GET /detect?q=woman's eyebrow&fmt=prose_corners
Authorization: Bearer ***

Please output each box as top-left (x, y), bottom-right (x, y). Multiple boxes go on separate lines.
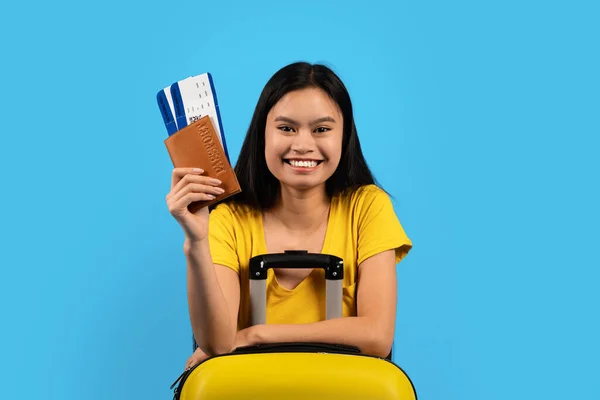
top-left (274, 116), bottom-right (337, 125)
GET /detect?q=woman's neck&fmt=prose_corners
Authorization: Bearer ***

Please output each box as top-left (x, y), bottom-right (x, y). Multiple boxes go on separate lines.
top-left (268, 184), bottom-right (330, 232)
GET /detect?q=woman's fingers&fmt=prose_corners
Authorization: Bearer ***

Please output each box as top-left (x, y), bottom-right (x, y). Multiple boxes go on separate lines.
top-left (169, 171), bottom-right (223, 199)
top-left (184, 348), bottom-right (210, 370)
top-left (170, 192), bottom-right (218, 215)
top-left (166, 167), bottom-right (225, 220)
top-left (171, 167), bottom-right (203, 189)
top-left (171, 182), bottom-right (225, 204)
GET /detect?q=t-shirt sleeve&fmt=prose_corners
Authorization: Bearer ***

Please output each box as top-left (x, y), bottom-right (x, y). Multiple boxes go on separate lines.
top-left (208, 204), bottom-right (240, 274)
top-left (356, 187), bottom-right (413, 265)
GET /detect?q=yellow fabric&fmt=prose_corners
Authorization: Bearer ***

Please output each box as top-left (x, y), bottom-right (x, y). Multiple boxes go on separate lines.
top-left (208, 184), bottom-right (413, 330)
top-left (180, 352), bottom-right (417, 400)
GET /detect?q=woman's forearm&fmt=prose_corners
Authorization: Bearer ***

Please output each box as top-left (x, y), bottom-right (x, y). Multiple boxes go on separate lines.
top-left (254, 316), bottom-right (394, 358)
top-left (184, 238), bottom-right (235, 356)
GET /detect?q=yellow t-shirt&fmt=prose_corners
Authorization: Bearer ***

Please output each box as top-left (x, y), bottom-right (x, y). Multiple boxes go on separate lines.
top-left (208, 184), bottom-right (413, 330)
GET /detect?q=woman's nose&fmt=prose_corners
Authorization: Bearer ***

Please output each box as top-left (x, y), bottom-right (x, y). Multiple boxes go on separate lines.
top-left (290, 129), bottom-right (315, 153)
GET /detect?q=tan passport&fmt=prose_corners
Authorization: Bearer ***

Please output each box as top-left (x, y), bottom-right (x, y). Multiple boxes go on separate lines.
top-left (164, 115), bottom-right (241, 212)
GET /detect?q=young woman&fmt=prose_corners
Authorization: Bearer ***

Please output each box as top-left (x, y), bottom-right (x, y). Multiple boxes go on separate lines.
top-left (166, 62), bottom-right (413, 369)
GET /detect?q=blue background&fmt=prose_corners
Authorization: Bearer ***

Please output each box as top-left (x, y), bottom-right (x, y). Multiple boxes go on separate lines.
top-left (1, 0), bottom-right (598, 399)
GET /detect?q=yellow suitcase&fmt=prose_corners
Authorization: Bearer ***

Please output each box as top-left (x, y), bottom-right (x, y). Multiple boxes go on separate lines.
top-left (170, 251), bottom-right (418, 400)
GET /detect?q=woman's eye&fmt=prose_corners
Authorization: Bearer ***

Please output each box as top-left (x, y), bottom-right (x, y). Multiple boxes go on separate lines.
top-left (315, 127), bottom-right (330, 133)
top-left (278, 126), bottom-right (294, 132)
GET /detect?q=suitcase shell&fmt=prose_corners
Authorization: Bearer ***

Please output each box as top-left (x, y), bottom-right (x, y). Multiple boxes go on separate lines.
top-left (172, 251), bottom-right (418, 399)
top-left (175, 349), bottom-right (417, 400)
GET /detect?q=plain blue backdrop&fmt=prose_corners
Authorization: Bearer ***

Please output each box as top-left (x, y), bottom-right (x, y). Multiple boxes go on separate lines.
top-left (1, 0), bottom-right (598, 399)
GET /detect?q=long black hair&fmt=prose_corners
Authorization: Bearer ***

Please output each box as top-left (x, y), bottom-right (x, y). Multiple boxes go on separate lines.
top-left (224, 62), bottom-right (380, 211)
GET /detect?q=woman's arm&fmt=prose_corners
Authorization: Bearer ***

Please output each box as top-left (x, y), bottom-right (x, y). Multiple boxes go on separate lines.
top-left (185, 238), bottom-right (240, 356)
top-left (247, 249), bottom-right (397, 358)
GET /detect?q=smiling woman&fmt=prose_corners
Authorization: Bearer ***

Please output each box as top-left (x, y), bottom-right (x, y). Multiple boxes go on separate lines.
top-left (165, 62), bottom-right (413, 366)
top-left (265, 87), bottom-right (343, 187)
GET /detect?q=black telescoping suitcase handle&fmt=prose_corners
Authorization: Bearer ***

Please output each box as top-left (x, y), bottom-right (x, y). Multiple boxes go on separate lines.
top-left (249, 250), bottom-right (344, 279)
top-left (248, 250), bottom-right (344, 325)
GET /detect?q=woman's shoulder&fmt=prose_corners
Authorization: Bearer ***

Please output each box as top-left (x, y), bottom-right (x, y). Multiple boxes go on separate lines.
top-left (210, 199), bottom-right (260, 222)
top-left (351, 184), bottom-right (388, 197)
top-left (336, 184), bottom-right (392, 209)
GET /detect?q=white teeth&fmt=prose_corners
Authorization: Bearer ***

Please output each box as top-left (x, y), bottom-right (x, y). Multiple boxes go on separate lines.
top-left (289, 160), bottom-right (318, 168)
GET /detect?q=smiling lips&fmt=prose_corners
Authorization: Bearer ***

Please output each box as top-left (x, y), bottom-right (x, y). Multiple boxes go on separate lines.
top-left (284, 159), bottom-right (323, 169)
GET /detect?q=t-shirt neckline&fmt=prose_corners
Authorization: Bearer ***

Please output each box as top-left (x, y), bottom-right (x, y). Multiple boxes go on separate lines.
top-left (257, 197), bottom-right (335, 293)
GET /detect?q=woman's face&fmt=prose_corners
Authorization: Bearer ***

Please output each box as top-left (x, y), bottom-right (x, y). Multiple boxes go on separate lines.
top-left (264, 87), bottom-right (343, 192)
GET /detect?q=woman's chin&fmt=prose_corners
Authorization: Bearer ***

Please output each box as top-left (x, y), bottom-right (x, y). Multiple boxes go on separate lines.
top-left (279, 178), bottom-right (327, 192)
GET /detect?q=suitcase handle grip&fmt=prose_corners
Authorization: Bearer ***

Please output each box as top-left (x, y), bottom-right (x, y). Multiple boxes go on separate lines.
top-left (249, 250), bottom-right (344, 280)
top-left (248, 251), bottom-right (344, 326)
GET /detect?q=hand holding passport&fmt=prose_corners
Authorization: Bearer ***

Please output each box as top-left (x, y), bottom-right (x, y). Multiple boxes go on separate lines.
top-left (158, 73), bottom-right (241, 213)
